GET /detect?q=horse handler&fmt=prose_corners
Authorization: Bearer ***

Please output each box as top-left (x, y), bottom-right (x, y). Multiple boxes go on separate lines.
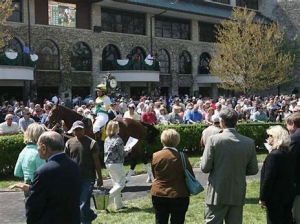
top-left (93, 84), bottom-right (111, 134)
top-left (65, 121), bottom-right (103, 224)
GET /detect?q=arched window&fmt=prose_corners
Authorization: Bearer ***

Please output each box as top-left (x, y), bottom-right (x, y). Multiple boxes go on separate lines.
top-left (71, 42), bottom-right (92, 71)
top-left (179, 50), bottom-right (191, 74)
top-left (199, 52), bottom-right (211, 74)
top-left (1, 37), bottom-right (22, 53)
top-left (129, 46), bottom-right (146, 60)
top-left (102, 44), bottom-right (121, 71)
top-left (1, 38), bottom-right (23, 66)
top-left (157, 49), bottom-right (170, 73)
top-left (36, 39), bottom-right (59, 70)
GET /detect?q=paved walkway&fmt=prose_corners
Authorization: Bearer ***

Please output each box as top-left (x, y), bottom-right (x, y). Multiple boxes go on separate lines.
top-left (0, 167), bottom-right (261, 224)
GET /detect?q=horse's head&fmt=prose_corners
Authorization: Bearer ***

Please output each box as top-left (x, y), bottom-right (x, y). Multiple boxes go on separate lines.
top-left (141, 121), bottom-right (160, 144)
top-left (48, 104), bottom-right (62, 125)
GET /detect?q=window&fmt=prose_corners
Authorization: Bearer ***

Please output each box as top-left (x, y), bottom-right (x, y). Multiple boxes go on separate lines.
top-left (36, 40), bottom-right (59, 70)
top-left (130, 47), bottom-right (146, 60)
top-left (101, 8), bottom-right (145, 35)
top-left (212, 0), bottom-right (230, 4)
top-left (7, 0), bottom-right (22, 22)
top-left (236, 0), bottom-right (258, 10)
top-left (179, 51), bottom-right (192, 74)
top-left (199, 52), bottom-right (211, 74)
top-left (71, 42), bottom-right (92, 71)
top-left (102, 44), bottom-right (121, 71)
top-left (157, 49), bottom-right (170, 73)
top-left (155, 17), bottom-right (190, 40)
top-left (1, 38), bottom-right (22, 53)
top-left (199, 22), bottom-right (217, 43)
top-left (48, 1), bottom-right (76, 28)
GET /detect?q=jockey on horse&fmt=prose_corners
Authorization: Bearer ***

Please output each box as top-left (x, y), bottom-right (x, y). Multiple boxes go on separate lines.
top-left (93, 83), bottom-right (111, 135)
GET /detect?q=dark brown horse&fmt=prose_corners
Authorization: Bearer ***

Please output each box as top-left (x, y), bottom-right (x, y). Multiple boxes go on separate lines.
top-left (48, 104), bottom-right (160, 182)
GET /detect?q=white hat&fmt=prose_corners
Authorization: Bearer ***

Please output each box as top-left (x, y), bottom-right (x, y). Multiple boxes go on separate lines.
top-left (212, 115), bottom-right (220, 123)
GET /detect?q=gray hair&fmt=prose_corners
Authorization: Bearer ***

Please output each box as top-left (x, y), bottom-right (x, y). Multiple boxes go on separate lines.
top-left (219, 108), bottom-right (238, 128)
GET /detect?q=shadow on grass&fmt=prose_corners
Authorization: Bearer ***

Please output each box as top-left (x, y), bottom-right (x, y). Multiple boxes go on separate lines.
top-left (122, 185), bottom-right (151, 193)
top-left (245, 197), bottom-right (259, 205)
top-left (108, 206), bottom-right (154, 214)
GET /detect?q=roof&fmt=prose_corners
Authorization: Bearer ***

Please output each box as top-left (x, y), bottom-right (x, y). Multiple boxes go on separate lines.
top-left (112, 0), bottom-right (272, 22)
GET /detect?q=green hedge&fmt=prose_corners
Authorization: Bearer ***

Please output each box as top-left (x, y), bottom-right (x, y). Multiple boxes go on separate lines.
top-left (142, 122), bottom-right (283, 155)
top-left (0, 134), bottom-right (25, 177)
top-left (0, 123), bottom-right (282, 176)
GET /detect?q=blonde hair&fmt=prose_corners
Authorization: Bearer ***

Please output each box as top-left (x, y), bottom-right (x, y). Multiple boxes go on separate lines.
top-left (106, 120), bottom-right (119, 137)
top-left (266, 125), bottom-right (291, 152)
top-left (24, 123), bottom-right (45, 144)
top-left (161, 129), bottom-right (180, 147)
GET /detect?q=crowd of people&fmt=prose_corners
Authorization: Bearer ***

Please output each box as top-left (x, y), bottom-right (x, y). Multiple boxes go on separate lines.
top-left (2, 90), bottom-right (300, 223)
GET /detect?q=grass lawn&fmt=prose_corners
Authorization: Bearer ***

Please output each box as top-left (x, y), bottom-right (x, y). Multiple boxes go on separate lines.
top-left (93, 179), bottom-right (266, 224)
top-left (0, 153), bottom-right (267, 189)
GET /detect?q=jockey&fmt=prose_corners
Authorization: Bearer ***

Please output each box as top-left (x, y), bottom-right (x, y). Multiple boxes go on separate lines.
top-left (93, 83), bottom-right (111, 134)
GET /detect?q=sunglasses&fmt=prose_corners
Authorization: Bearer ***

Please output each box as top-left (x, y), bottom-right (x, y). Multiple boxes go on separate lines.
top-left (24, 113), bottom-right (30, 115)
top-left (267, 134), bottom-right (273, 138)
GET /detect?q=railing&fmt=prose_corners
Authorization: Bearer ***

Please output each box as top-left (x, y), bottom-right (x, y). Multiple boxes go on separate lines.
top-left (101, 59), bottom-right (160, 71)
top-left (0, 52), bottom-right (38, 67)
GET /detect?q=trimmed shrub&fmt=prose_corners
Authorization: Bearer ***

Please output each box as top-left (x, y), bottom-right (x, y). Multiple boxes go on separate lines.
top-left (0, 134), bottom-right (25, 177)
top-left (0, 123), bottom-right (282, 176)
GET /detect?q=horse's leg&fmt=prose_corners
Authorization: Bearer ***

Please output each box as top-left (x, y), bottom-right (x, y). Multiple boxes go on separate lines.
top-left (141, 152), bottom-right (152, 183)
top-left (125, 156), bottom-right (137, 183)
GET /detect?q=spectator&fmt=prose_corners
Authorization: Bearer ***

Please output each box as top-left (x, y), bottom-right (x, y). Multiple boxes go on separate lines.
top-left (157, 106), bottom-right (169, 125)
top-left (253, 106), bottom-right (268, 122)
top-left (19, 109), bottom-right (35, 133)
top-left (6, 107), bottom-right (20, 123)
top-left (168, 105), bottom-right (184, 124)
top-left (14, 123), bottom-right (46, 199)
top-left (201, 108), bottom-right (259, 223)
top-left (185, 104), bottom-right (202, 124)
top-left (10, 131), bottom-right (81, 224)
top-left (141, 105), bottom-right (157, 125)
top-left (104, 120), bottom-right (131, 210)
top-left (150, 129), bottom-right (194, 224)
top-left (108, 102), bottom-right (119, 121)
top-left (259, 125), bottom-right (296, 223)
top-left (200, 115), bottom-right (222, 148)
top-left (0, 114), bottom-right (20, 135)
top-left (65, 121), bottom-right (103, 223)
top-left (285, 113), bottom-right (300, 223)
top-left (123, 104), bottom-right (140, 120)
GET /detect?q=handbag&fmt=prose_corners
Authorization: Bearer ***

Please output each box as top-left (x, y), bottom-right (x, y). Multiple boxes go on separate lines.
top-left (180, 152), bottom-right (204, 195)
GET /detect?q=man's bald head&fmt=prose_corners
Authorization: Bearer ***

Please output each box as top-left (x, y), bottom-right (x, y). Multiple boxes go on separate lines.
top-left (37, 131), bottom-right (64, 160)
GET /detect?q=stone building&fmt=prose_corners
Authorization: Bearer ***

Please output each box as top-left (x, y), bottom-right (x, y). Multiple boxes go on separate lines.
top-left (0, 0), bottom-right (299, 103)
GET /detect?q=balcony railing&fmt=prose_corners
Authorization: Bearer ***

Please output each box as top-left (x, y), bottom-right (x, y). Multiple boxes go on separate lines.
top-left (0, 52), bottom-right (38, 67)
top-left (101, 59), bottom-right (160, 71)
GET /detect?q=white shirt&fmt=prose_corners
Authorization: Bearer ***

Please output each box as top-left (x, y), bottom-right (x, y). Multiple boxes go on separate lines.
top-left (0, 121), bottom-right (20, 135)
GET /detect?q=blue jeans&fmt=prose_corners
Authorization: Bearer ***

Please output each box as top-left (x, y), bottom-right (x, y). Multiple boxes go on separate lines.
top-left (80, 180), bottom-right (96, 224)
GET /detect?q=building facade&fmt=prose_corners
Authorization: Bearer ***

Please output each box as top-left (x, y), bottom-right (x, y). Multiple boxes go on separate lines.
top-left (1, 0), bottom-right (299, 103)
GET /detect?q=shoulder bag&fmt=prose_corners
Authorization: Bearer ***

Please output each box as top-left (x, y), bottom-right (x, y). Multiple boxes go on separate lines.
top-left (180, 152), bottom-right (204, 195)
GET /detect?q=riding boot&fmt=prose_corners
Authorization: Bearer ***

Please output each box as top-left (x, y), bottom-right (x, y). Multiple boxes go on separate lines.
top-left (125, 169), bottom-right (134, 183)
top-left (145, 164), bottom-right (152, 183)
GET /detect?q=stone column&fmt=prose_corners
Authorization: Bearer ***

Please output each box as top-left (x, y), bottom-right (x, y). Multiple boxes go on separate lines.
top-left (91, 4), bottom-right (101, 29)
top-left (190, 19), bottom-right (198, 42)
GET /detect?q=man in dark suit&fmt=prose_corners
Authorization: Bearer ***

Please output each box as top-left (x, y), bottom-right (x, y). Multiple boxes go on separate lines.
top-left (108, 102), bottom-right (120, 120)
top-left (285, 112), bottom-right (300, 223)
top-left (11, 131), bottom-right (81, 224)
top-left (201, 108), bottom-right (259, 224)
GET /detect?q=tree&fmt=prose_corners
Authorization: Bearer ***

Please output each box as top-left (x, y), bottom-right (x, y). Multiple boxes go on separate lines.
top-left (0, 0), bottom-right (15, 49)
top-left (210, 7), bottom-right (295, 96)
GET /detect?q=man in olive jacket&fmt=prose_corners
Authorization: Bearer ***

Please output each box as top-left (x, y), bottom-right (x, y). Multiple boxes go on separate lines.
top-left (201, 108), bottom-right (259, 224)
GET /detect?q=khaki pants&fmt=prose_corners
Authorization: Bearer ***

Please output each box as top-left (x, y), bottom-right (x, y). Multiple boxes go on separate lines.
top-left (205, 204), bottom-right (243, 224)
